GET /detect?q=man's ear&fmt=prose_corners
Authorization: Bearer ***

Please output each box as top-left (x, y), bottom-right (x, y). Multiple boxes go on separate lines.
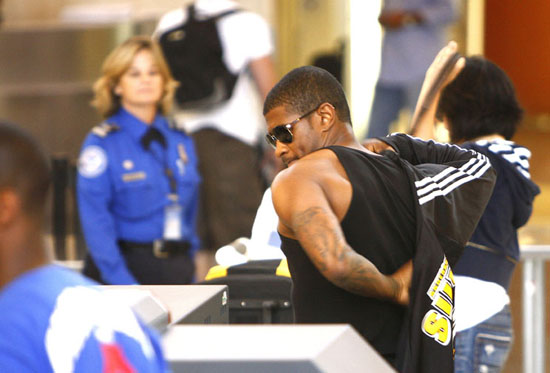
top-left (318, 103), bottom-right (336, 132)
top-left (0, 189), bottom-right (20, 227)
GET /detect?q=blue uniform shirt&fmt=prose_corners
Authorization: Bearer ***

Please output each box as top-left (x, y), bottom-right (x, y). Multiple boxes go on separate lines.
top-left (0, 265), bottom-right (168, 372)
top-left (77, 108), bottom-right (201, 284)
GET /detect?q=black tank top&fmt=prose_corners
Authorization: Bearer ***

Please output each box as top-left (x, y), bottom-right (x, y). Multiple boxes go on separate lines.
top-left (280, 146), bottom-right (416, 359)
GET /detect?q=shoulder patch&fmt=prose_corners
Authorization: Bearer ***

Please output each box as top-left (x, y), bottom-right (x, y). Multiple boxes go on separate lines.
top-left (91, 122), bottom-right (120, 138)
top-left (78, 145), bottom-right (108, 178)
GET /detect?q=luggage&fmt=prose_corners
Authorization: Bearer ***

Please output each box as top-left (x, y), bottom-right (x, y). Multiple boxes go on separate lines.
top-left (158, 4), bottom-right (239, 109)
top-left (200, 259), bottom-right (294, 324)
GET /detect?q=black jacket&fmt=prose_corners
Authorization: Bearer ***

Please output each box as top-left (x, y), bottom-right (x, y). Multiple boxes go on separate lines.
top-left (380, 134), bottom-right (497, 373)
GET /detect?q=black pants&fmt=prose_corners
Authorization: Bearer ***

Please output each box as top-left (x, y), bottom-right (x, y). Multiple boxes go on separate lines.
top-left (83, 249), bottom-right (195, 285)
top-left (192, 128), bottom-right (265, 251)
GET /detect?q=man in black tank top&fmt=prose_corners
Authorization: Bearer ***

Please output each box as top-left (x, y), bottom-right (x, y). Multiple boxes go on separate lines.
top-left (263, 65), bottom-right (495, 372)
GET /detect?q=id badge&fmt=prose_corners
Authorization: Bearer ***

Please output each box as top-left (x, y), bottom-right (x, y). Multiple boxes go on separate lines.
top-left (163, 195), bottom-right (182, 240)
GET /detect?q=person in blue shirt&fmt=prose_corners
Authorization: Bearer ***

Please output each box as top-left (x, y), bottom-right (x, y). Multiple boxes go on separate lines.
top-left (410, 42), bottom-right (540, 373)
top-left (0, 121), bottom-right (168, 372)
top-left (366, 0), bottom-right (456, 138)
top-left (77, 36), bottom-right (201, 285)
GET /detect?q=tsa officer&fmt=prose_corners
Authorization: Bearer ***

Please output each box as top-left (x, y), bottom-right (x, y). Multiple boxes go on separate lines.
top-left (77, 36), bottom-right (201, 285)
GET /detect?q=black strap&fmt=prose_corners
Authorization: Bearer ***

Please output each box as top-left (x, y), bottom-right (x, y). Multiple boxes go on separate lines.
top-left (466, 241), bottom-right (518, 265)
top-left (140, 127), bottom-right (177, 194)
top-left (186, 3), bottom-right (239, 22)
top-left (187, 3), bottom-right (197, 22)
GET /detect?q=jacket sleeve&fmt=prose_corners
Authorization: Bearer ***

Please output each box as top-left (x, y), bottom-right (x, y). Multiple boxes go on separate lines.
top-left (380, 133), bottom-right (497, 265)
top-left (77, 136), bottom-right (138, 285)
top-left (379, 133), bottom-right (480, 167)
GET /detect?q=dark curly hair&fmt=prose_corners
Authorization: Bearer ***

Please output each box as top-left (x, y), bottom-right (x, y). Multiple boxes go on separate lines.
top-left (263, 65), bottom-right (352, 125)
top-left (437, 56), bottom-right (523, 143)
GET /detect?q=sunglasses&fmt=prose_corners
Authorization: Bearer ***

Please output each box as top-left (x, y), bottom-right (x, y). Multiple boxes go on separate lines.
top-left (265, 106), bottom-right (320, 148)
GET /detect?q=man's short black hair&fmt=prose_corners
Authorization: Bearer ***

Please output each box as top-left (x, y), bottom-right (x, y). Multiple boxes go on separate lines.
top-left (0, 121), bottom-right (51, 215)
top-left (263, 65), bottom-right (352, 125)
top-left (437, 56), bottom-right (523, 143)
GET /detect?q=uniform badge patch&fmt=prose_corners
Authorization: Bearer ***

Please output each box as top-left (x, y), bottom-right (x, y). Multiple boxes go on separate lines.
top-left (78, 145), bottom-right (107, 178)
top-left (122, 172), bottom-right (146, 182)
top-left (122, 160), bottom-right (134, 170)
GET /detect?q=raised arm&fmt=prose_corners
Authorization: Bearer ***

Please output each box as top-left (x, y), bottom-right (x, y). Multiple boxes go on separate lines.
top-left (410, 41), bottom-right (465, 139)
top-left (249, 55), bottom-right (276, 100)
top-left (271, 160), bottom-right (408, 304)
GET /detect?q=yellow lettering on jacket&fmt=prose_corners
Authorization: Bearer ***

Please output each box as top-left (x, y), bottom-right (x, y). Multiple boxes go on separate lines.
top-left (422, 256), bottom-right (455, 346)
top-left (422, 310), bottom-right (451, 346)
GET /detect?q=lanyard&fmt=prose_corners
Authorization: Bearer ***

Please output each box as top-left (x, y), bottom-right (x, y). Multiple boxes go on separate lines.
top-left (164, 167), bottom-right (177, 195)
top-left (141, 127), bottom-right (178, 196)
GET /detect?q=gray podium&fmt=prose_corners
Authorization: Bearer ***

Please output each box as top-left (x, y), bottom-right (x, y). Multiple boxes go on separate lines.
top-left (99, 285), bottom-right (229, 333)
top-left (161, 324), bottom-right (396, 372)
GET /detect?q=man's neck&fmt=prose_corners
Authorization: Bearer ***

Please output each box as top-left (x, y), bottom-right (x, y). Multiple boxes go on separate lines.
top-left (0, 228), bottom-right (49, 290)
top-left (0, 255), bottom-right (48, 290)
top-left (330, 123), bottom-right (362, 149)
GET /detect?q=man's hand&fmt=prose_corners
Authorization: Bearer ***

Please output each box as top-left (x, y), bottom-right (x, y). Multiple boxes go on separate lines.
top-left (378, 10), bottom-right (422, 30)
top-left (390, 260), bottom-right (412, 306)
top-left (362, 138), bottom-right (396, 154)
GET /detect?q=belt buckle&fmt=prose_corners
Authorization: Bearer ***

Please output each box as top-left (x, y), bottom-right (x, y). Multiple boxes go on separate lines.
top-left (153, 240), bottom-right (169, 259)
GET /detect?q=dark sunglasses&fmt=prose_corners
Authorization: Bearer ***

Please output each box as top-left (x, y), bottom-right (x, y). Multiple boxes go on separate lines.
top-left (265, 106), bottom-right (320, 148)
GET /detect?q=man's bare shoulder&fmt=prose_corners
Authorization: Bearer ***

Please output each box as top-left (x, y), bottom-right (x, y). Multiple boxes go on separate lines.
top-left (271, 149), bottom-right (341, 235)
top-left (286, 148), bottom-right (339, 175)
top-left (271, 148), bottom-right (338, 198)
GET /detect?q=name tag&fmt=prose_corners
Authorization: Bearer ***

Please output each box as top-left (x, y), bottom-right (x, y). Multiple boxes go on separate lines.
top-left (164, 198), bottom-right (182, 240)
top-left (122, 171), bottom-right (146, 182)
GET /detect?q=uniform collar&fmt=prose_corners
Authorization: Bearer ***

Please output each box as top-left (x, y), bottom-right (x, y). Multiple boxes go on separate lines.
top-left (110, 107), bottom-right (168, 142)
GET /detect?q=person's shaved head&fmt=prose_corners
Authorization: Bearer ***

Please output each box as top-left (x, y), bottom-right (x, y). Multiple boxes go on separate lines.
top-left (264, 65), bottom-right (352, 125)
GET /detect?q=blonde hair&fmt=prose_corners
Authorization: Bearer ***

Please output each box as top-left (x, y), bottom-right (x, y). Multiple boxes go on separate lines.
top-left (91, 35), bottom-right (178, 118)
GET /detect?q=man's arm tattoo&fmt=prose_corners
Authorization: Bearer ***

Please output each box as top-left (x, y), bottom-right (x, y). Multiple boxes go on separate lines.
top-left (293, 206), bottom-right (341, 273)
top-left (292, 206), bottom-right (400, 300)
